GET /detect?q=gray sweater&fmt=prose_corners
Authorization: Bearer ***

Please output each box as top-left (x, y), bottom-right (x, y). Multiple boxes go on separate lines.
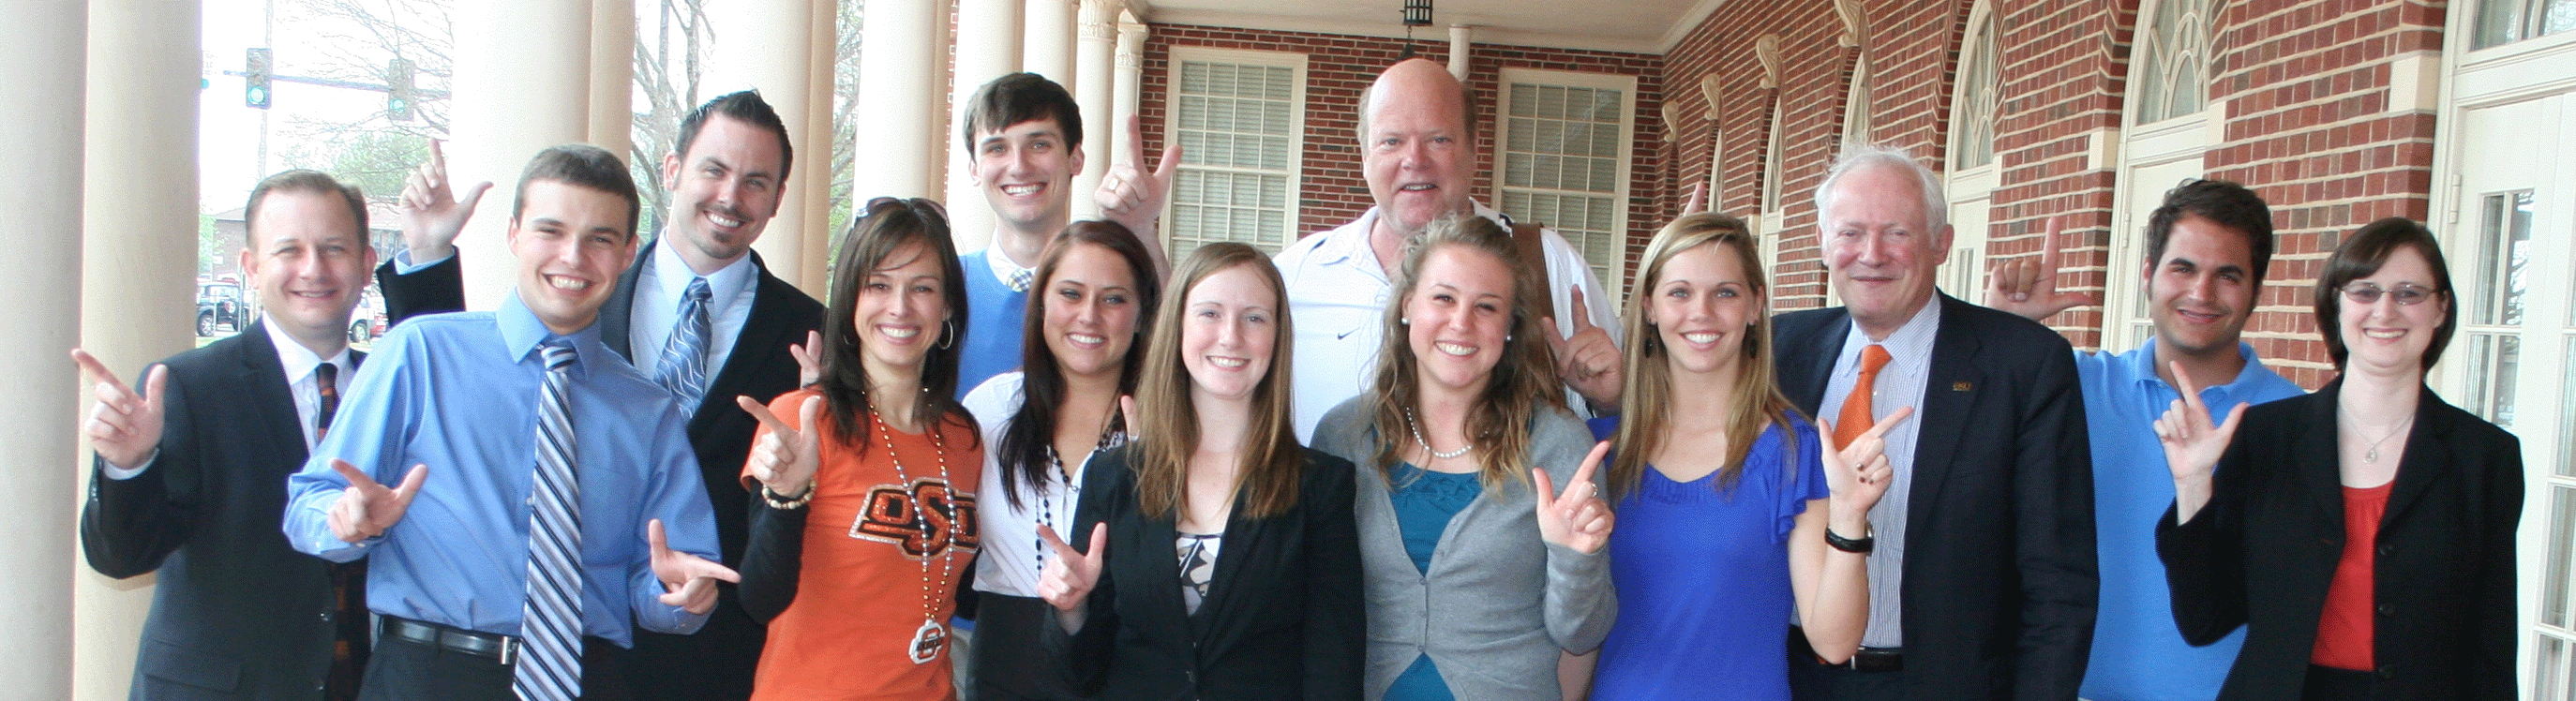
top-left (1310, 395), bottom-right (1617, 701)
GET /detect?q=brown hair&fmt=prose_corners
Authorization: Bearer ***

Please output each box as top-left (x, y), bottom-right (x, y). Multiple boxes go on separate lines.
top-left (1365, 215), bottom-right (1561, 488)
top-left (2314, 216), bottom-right (2458, 370)
top-left (817, 197), bottom-right (979, 451)
top-left (1609, 213), bottom-right (1804, 496)
top-left (994, 220), bottom-right (1164, 509)
top-left (1129, 243), bottom-right (1303, 520)
top-left (244, 170), bottom-right (367, 250)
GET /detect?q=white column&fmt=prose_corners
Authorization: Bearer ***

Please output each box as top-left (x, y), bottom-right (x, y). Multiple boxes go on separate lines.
top-left (75, 1), bottom-right (197, 697)
top-left (0, 1), bottom-right (82, 697)
top-left (450, 0), bottom-right (594, 307)
top-left (946, 0), bottom-right (1023, 254)
top-left (1111, 16), bottom-right (1148, 180)
top-left (703, 0), bottom-right (818, 291)
top-left (853, 0), bottom-right (946, 214)
top-left (1447, 25), bottom-right (1473, 81)
top-left (589, 0), bottom-right (635, 159)
top-left (800, 0), bottom-right (836, 294)
top-left (1024, 0), bottom-right (1077, 86)
top-left (1071, 0), bottom-right (1116, 220)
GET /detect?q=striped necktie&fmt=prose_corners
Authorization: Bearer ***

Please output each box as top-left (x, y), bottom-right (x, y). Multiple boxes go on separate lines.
top-left (517, 340), bottom-right (585, 701)
top-left (652, 277), bottom-right (713, 412)
top-left (316, 362), bottom-right (369, 701)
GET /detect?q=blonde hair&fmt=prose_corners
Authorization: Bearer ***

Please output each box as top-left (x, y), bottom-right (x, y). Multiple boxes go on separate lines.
top-left (1365, 215), bottom-right (1561, 488)
top-left (1129, 243), bottom-right (1305, 520)
top-left (1609, 213), bottom-right (1803, 496)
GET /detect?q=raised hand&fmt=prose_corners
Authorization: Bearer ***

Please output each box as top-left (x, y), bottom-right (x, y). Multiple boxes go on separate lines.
top-left (326, 458), bottom-right (428, 544)
top-left (1543, 287), bottom-right (1624, 409)
top-left (1034, 522), bottom-right (1107, 612)
top-left (397, 140), bottom-right (494, 263)
top-left (649, 518), bottom-right (741, 615)
top-left (1681, 179), bottom-right (1709, 216)
top-left (1532, 441), bottom-right (1615, 555)
top-left (2152, 360), bottom-right (2245, 523)
top-left (787, 330), bottom-right (822, 388)
top-left (739, 395), bottom-right (823, 499)
top-left (1095, 113), bottom-right (1182, 270)
top-left (1817, 407), bottom-right (1911, 524)
top-left (1982, 216), bottom-right (2098, 321)
top-left (71, 349), bottom-right (166, 470)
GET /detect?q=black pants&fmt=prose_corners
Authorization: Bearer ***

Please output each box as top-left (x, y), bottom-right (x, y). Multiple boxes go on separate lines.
top-left (971, 593), bottom-right (1092, 701)
top-left (355, 629), bottom-right (633, 701)
top-left (1787, 627), bottom-right (1905, 701)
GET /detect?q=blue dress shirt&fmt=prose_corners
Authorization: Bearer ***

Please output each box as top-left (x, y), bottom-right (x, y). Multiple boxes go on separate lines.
top-left (283, 291), bottom-right (723, 647)
top-left (2076, 338), bottom-right (2304, 701)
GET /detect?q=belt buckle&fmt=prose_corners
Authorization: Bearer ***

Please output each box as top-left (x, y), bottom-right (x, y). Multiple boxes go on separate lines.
top-left (497, 636), bottom-right (517, 666)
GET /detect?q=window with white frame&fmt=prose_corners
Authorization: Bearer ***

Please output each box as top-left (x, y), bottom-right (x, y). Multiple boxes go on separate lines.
top-left (1496, 69), bottom-right (1638, 298)
top-left (2133, 0), bottom-right (2210, 125)
top-left (1940, 3), bottom-right (2002, 301)
top-left (2474, 0), bottom-right (2576, 49)
top-left (1161, 48), bottom-right (1306, 259)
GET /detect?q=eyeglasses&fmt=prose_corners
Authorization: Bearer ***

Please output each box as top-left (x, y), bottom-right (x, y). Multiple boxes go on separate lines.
top-left (863, 196), bottom-right (949, 230)
top-left (2340, 282), bottom-right (2438, 306)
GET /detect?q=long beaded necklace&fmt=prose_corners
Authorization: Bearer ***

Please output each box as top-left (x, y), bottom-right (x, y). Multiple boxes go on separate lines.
top-left (869, 407), bottom-right (954, 665)
top-left (1406, 408), bottom-right (1473, 460)
top-left (1033, 408), bottom-right (1128, 579)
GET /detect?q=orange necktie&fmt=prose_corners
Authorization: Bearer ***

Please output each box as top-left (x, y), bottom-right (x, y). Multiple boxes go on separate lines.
top-left (1835, 344), bottom-right (1892, 446)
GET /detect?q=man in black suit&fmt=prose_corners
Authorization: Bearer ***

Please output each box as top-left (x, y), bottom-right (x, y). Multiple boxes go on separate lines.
top-left (375, 91), bottom-right (824, 701)
top-left (1775, 143), bottom-right (2096, 701)
top-left (78, 170), bottom-right (381, 700)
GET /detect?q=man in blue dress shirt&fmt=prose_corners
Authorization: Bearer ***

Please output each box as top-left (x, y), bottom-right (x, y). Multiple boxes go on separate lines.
top-left (1985, 179), bottom-right (2306, 701)
top-left (284, 144), bottom-right (737, 701)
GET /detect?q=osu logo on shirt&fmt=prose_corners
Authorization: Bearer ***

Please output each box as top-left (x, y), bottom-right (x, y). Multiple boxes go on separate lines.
top-left (849, 478), bottom-right (981, 559)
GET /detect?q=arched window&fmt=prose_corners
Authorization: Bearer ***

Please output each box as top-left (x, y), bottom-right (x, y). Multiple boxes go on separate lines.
top-left (2133, 0), bottom-right (2211, 125)
top-left (1950, 9), bottom-right (2000, 171)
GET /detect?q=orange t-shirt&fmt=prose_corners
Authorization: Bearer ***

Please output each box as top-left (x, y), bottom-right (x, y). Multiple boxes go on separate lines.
top-left (2311, 480), bottom-right (2392, 672)
top-left (746, 389), bottom-right (983, 701)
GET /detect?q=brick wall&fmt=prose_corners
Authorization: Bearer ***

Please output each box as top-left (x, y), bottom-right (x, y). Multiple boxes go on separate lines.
top-left (1136, 24), bottom-right (1666, 272)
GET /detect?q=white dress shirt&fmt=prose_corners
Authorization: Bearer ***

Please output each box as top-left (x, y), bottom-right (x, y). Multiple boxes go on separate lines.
top-left (959, 372), bottom-right (1101, 598)
top-left (628, 238), bottom-right (759, 392)
top-left (1817, 298), bottom-right (1940, 649)
top-left (1272, 201), bottom-right (1622, 441)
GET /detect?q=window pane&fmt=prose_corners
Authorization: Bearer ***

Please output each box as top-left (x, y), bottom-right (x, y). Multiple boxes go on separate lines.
top-left (2563, 340), bottom-right (2576, 478)
top-left (2538, 634), bottom-right (2572, 701)
top-left (2550, 486), bottom-right (2576, 628)
top-left (1167, 59), bottom-right (1301, 260)
top-left (2477, 191), bottom-right (2535, 326)
top-left (2466, 334), bottom-right (2522, 427)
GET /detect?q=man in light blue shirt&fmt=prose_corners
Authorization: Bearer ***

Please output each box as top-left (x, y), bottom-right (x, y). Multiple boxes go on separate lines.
top-left (1987, 179), bottom-right (2304, 701)
top-left (285, 144), bottom-right (736, 701)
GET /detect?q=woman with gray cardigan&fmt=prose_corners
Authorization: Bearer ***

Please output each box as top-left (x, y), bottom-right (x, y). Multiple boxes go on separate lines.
top-left (1310, 216), bottom-right (1618, 701)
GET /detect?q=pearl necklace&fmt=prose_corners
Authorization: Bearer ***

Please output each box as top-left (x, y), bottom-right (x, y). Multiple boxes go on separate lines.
top-left (870, 407), bottom-right (954, 665)
top-left (1405, 409), bottom-right (1473, 460)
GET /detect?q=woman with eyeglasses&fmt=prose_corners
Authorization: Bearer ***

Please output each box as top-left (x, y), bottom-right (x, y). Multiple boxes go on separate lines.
top-left (733, 197), bottom-right (987, 700)
top-left (1306, 215), bottom-right (1615, 701)
top-left (959, 220), bottom-right (1163, 701)
top-left (2156, 216), bottom-right (2522, 700)
top-left (1032, 242), bottom-right (1365, 701)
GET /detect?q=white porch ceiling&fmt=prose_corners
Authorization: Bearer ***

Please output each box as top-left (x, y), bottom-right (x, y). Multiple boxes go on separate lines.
top-left (1136, 0), bottom-right (1725, 54)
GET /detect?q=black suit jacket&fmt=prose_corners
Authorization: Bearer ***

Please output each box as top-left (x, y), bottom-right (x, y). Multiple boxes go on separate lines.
top-left (1051, 444), bottom-right (1366, 701)
top-left (81, 321), bottom-right (352, 700)
top-left (2159, 381), bottom-right (2521, 700)
top-left (1773, 293), bottom-right (2097, 701)
top-left (375, 242), bottom-right (824, 700)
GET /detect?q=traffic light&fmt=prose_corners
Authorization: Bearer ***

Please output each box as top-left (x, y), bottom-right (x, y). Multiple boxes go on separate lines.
top-left (387, 58), bottom-right (414, 122)
top-left (245, 48), bottom-right (272, 110)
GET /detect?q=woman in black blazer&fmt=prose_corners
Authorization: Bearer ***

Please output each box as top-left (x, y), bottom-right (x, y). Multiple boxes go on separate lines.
top-left (2156, 217), bottom-right (2523, 700)
top-left (1033, 242), bottom-right (1365, 701)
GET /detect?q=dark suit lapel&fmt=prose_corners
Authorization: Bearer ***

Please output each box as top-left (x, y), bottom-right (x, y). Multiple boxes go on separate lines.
top-left (696, 251), bottom-right (800, 429)
top-left (599, 236), bottom-right (653, 362)
top-left (1905, 296), bottom-right (1981, 530)
top-left (2378, 387), bottom-right (2456, 527)
top-left (2297, 382), bottom-right (2347, 523)
top-left (234, 321), bottom-right (313, 463)
top-left (1189, 495), bottom-right (1267, 643)
top-left (1781, 309), bottom-right (1851, 412)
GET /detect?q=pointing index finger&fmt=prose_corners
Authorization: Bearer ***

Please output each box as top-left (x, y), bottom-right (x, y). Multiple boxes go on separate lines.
top-left (1565, 288), bottom-right (1595, 332)
top-left (69, 349), bottom-right (128, 394)
top-left (1036, 523), bottom-right (1083, 561)
top-left (2166, 360), bottom-right (2207, 412)
top-left (738, 395), bottom-right (793, 435)
top-left (2036, 216), bottom-right (2066, 276)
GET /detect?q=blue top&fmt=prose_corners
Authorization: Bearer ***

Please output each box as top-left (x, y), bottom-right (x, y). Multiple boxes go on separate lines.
top-left (1383, 463), bottom-right (1482, 701)
top-left (283, 292), bottom-right (724, 647)
top-left (1585, 416), bottom-right (1824, 701)
top-left (2077, 339), bottom-right (2303, 701)
top-left (957, 249), bottom-right (1029, 400)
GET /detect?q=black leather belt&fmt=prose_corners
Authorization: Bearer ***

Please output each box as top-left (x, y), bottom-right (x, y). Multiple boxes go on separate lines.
top-left (1842, 647), bottom-right (1902, 672)
top-left (383, 617), bottom-right (522, 665)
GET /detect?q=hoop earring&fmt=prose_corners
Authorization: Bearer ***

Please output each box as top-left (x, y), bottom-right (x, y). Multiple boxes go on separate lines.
top-left (937, 320), bottom-right (956, 350)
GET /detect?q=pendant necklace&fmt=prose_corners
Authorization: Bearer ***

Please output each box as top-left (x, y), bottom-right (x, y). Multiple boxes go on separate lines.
top-left (872, 408), bottom-right (954, 665)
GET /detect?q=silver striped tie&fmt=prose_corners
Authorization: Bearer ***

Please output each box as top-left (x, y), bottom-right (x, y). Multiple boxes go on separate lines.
top-left (515, 341), bottom-right (584, 701)
top-left (652, 277), bottom-right (713, 411)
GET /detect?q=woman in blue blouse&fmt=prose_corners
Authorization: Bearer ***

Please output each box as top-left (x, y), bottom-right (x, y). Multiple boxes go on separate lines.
top-left (1586, 213), bottom-right (1904, 700)
top-left (1310, 215), bottom-right (1618, 701)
